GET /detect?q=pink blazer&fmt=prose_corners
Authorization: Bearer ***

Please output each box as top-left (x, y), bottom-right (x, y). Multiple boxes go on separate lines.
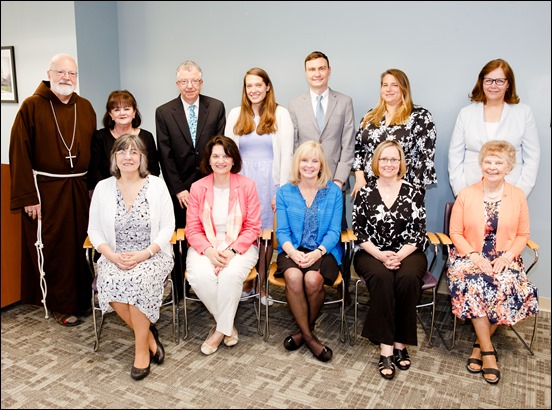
top-left (185, 173), bottom-right (261, 255)
top-left (450, 180), bottom-right (530, 258)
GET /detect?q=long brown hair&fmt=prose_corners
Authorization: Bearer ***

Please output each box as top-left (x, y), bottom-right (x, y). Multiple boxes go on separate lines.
top-left (361, 68), bottom-right (413, 128)
top-left (233, 67), bottom-right (278, 136)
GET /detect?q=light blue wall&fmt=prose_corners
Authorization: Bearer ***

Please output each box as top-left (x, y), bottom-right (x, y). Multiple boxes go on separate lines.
top-left (1, 1), bottom-right (550, 301)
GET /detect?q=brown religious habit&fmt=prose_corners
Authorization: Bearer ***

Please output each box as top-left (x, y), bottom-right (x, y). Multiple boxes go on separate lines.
top-left (9, 81), bottom-right (97, 316)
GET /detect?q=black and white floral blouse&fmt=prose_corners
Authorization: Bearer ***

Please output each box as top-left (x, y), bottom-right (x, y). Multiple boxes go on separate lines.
top-left (352, 180), bottom-right (428, 252)
top-left (352, 105), bottom-right (437, 189)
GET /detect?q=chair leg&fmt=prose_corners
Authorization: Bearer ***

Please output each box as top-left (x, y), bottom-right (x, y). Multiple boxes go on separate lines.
top-left (92, 291), bottom-right (104, 352)
top-left (350, 280), bottom-right (360, 346)
top-left (509, 312), bottom-right (538, 355)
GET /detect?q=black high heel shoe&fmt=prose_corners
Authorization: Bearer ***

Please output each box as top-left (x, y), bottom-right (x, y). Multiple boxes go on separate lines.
top-left (131, 360), bottom-right (150, 381)
top-left (150, 323), bottom-right (165, 365)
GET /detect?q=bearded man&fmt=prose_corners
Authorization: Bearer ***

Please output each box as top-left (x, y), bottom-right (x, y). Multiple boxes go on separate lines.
top-left (9, 53), bottom-right (97, 326)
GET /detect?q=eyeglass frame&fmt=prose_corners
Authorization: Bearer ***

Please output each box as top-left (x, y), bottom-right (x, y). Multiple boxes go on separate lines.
top-left (378, 157), bottom-right (400, 164)
top-left (49, 70), bottom-right (78, 79)
top-left (177, 79), bottom-right (202, 86)
top-left (483, 77), bottom-right (508, 86)
top-left (115, 149), bottom-right (141, 157)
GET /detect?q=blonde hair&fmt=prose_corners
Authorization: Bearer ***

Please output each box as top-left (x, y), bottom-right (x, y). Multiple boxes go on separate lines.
top-left (478, 140), bottom-right (516, 170)
top-left (289, 141), bottom-right (331, 189)
top-left (371, 140), bottom-right (407, 178)
top-left (361, 68), bottom-right (413, 128)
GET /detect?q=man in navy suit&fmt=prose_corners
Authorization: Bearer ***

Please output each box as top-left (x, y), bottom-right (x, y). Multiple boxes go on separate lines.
top-left (156, 60), bottom-right (226, 299)
top-left (288, 51), bottom-right (355, 304)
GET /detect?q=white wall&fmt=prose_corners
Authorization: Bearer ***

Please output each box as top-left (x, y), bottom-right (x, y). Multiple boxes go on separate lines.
top-left (1, 1), bottom-right (550, 303)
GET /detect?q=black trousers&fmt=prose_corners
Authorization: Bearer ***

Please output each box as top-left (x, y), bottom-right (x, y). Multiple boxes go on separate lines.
top-left (353, 249), bottom-right (426, 346)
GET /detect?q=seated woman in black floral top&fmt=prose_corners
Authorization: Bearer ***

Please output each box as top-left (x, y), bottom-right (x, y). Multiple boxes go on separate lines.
top-left (352, 139), bottom-right (427, 380)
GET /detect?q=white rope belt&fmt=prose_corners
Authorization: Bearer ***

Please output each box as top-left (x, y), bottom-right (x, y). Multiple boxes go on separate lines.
top-left (32, 169), bottom-right (87, 318)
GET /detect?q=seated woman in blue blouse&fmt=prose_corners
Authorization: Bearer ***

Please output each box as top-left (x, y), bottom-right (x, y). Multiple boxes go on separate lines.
top-left (274, 140), bottom-right (342, 362)
top-left (352, 139), bottom-right (427, 380)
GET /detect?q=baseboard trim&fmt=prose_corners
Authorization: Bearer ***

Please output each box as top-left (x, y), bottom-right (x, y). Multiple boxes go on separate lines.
top-left (437, 283), bottom-right (550, 312)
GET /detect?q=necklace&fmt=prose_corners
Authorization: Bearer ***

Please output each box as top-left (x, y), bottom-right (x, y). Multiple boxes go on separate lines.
top-left (50, 101), bottom-right (77, 168)
top-left (484, 182), bottom-right (504, 200)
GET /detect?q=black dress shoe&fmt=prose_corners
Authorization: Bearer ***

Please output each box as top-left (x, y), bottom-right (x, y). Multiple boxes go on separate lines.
top-left (283, 334), bottom-right (304, 351)
top-left (313, 345), bottom-right (333, 362)
top-left (130, 363), bottom-right (150, 381)
top-left (150, 324), bottom-right (165, 365)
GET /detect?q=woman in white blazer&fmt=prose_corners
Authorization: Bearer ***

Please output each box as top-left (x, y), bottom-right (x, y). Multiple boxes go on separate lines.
top-left (448, 59), bottom-right (540, 198)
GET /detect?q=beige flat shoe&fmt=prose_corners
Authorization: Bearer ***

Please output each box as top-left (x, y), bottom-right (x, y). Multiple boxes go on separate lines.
top-left (224, 327), bottom-right (239, 347)
top-left (201, 341), bottom-right (219, 355)
top-left (201, 326), bottom-right (220, 355)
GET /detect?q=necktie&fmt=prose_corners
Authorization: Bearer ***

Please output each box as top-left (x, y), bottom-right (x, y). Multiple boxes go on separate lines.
top-left (316, 95), bottom-right (324, 130)
top-left (189, 105), bottom-right (197, 146)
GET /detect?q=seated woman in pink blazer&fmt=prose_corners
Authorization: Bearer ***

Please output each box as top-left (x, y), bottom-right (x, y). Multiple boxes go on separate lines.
top-left (447, 140), bottom-right (538, 385)
top-left (185, 135), bottom-right (261, 355)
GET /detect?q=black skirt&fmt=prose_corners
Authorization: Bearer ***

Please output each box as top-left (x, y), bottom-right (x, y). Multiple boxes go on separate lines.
top-left (275, 247), bottom-right (340, 286)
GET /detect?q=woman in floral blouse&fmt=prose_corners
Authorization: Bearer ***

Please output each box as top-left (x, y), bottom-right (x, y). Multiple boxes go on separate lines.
top-left (352, 140), bottom-right (427, 380)
top-left (351, 68), bottom-right (437, 198)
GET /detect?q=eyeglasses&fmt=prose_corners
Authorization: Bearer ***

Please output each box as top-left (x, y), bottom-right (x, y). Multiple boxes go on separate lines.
top-left (116, 149), bottom-right (140, 157)
top-left (49, 70), bottom-right (78, 79)
top-left (379, 158), bottom-right (400, 164)
top-left (483, 78), bottom-right (507, 86)
top-left (177, 79), bottom-right (202, 86)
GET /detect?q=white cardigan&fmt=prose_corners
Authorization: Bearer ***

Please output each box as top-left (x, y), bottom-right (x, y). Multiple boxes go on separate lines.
top-left (448, 102), bottom-right (540, 197)
top-left (225, 105), bottom-right (294, 186)
top-left (88, 175), bottom-right (175, 257)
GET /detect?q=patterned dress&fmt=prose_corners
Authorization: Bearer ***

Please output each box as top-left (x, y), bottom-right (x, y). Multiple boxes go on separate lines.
top-left (447, 201), bottom-right (538, 325)
top-left (352, 105), bottom-right (437, 189)
top-left (97, 179), bottom-right (174, 322)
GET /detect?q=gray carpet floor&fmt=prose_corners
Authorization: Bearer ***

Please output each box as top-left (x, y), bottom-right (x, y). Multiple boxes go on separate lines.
top-left (1, 288), bottom-right (550, 409)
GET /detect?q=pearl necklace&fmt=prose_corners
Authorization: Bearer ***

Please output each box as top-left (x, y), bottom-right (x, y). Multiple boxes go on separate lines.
top-left (484, 182), bottom-right (504, 200)
top-left (50, 101), bottom-right (77, 168)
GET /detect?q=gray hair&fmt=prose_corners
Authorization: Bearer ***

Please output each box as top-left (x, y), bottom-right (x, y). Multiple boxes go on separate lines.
top-left (176, 60), bottom-right (203, 79)
top-left (110, 134), bottom-right (149, 178)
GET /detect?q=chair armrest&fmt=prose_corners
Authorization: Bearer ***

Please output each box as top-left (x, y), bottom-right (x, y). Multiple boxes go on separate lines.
top-left (434, 232), bottom-right (452, 246)
top-left (83, 236), bottom-right (93, 249)
top-left (426, 232), bottom-right (440, 246)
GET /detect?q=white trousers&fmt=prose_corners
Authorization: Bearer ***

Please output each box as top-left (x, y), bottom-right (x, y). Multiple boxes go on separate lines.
top-left (186, 245), bottom-right (259, 335)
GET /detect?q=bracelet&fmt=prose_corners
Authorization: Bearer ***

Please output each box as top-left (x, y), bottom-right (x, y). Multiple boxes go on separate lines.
top-left (468, 251), bottom-right (479, 257)
top-left (501, 254), bottom-right (512, 263)
top-left (317, 247), bottom-right (325, 255)
top-left (146, 246), bottom-right (154, 257)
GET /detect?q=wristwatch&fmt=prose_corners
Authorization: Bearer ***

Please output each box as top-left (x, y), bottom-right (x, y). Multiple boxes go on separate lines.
top-left (228, 247), bottom-right (238, 254)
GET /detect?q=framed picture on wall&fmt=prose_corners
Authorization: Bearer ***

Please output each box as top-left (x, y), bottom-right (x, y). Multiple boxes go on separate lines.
top-left (1, 46), bottom-right (19, 103)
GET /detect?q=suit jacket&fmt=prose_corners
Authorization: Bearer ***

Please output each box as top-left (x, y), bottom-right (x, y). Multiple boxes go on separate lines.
top-left (288, 88), bottom-right (355, 185)
top-left (448, 102), bottom-right (540, 197)
top-left (450, 181), bottom-right (530, 258)
top-left (155, 94), bottom-right (226, 200)
top-left (185, 173), bottom-right (261, 255)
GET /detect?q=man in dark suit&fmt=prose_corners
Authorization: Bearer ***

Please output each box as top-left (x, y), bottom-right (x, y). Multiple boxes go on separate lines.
top-left (156, 60), bottom-right (226, 300)
top-left (288, 51), bottom-right (355, 304)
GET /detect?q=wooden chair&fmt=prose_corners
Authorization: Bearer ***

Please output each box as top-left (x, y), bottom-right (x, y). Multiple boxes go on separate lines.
top-left (435, 202), bottom-right (540, 354)
top-left (347, 229), bottom-right (442, 346)
top-left (84, 230), bottom-right (181, 352)
top-left (178, 229), bottom-right (263, 340)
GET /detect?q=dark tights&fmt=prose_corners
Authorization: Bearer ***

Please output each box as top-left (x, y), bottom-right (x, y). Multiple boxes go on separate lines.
top-left (284, 268), bottom-right (327, 356)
